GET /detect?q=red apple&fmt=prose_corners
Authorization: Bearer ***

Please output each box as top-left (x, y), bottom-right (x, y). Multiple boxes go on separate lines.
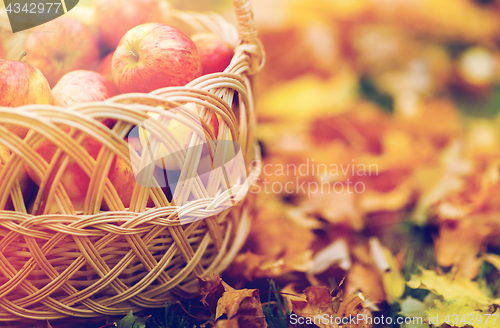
top-left (97, 52), bottom-right (115, 83)
top-left (191, 33), bottom-right (234, 75)
top-left (106, 156), bottom-right (135, 209)
top-left (105, 155), bottom-right (172, 210)
top-left (95, 0), bottom-right (163, 51)
top-left (112, 23), bottom-right (201, 93)
top-left (24, 17), bottom-right (100, 87)
top-left (61, 67), bottom-right (118, 128)
top-left (0, 57), bottom-right (54, 138)
top-left (52, 70), bottom-right (118, 107)
top-left (0, 58), bottom-right (54, 107)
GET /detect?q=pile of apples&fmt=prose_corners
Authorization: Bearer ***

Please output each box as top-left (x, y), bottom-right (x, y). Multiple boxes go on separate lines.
top-left (0, 0), bottom-right (235, 213)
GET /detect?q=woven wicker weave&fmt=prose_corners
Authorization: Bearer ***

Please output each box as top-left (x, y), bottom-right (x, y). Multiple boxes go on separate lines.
top-left (0, 0), bottom-right (263, 321)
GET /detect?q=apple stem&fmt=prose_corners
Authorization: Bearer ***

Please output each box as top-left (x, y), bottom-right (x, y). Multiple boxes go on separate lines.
top-left (18, 52), bottom-right (27, 62)
top-left (128, 50), bottom-right (138, 58)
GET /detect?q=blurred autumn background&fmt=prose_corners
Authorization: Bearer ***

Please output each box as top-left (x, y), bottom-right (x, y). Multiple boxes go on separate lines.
top-left (215, 0), bottom-right (500, 327)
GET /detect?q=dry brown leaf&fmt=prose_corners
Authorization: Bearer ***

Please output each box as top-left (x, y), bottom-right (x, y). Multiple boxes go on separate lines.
top-left (213, 318), bottom-right (240, 328)
top-left (291, 286), bottom-right (337, 328)
top-left (337, 295), bottom-right (373, 328)
top-left (280, 283), bottom-right (307, 312)
top-left (337, 294), bottom-right (363, 317)
top-left (291, 286), bottom-right (373, 328)
top-left (215, 281), bottom-right (267, 328)
top-left (199, 275), bottom-right (225, 314)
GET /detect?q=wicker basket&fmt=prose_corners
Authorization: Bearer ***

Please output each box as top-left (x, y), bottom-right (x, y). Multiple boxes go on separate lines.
top-left (0, 0), bottom-right (263, 321)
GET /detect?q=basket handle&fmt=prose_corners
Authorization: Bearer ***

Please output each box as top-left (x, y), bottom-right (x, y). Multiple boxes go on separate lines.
top-left (232, 0), bottom-right (265, 74)
top-left (233, 0), bottom-right (258, 43)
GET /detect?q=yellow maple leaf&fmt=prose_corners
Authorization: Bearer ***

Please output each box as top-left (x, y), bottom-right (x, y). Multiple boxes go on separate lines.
top-left (380, 247), bottom-right (405, 305)
top-left (408, 269), bottom-right (500, 328)
top-left (427, 298), bottom-right (500, 328)
top-left (407, 269), bottom-right (491, 304)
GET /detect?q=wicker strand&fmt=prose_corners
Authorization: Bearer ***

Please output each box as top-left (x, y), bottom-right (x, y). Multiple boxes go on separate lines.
top-left (232, 0), bottom-right (266, 74)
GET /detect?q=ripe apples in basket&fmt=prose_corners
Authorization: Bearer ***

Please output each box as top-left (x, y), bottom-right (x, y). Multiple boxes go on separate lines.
top-left (0, 55), bottom-right (54, 138)
top-left (24, 17), bottom-right (100, 87)
top-left (112, 23), bottom-right (202, 93)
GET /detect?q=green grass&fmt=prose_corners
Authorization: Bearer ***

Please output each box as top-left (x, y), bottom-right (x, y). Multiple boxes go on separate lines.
top-left (263, 280), bottom-right (290, 328)
top-left (455, 85), bottom-right (500, 118)
top-left (104, 280), bottom-right (292, 328)
top-left (359, 77), bottom-right (393, 113)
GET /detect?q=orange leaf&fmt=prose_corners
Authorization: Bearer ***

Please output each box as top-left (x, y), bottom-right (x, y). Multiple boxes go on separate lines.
top-left (214, 318), bottom-right (240, 328)
top-left (215, 281), bottom-right (267, 328)
top-left (291, 286), bottom-right (373, 328)
top-left (292, 286), bottom-right (336, 322)
top-left (199, 275), bottom-right (225, 314)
